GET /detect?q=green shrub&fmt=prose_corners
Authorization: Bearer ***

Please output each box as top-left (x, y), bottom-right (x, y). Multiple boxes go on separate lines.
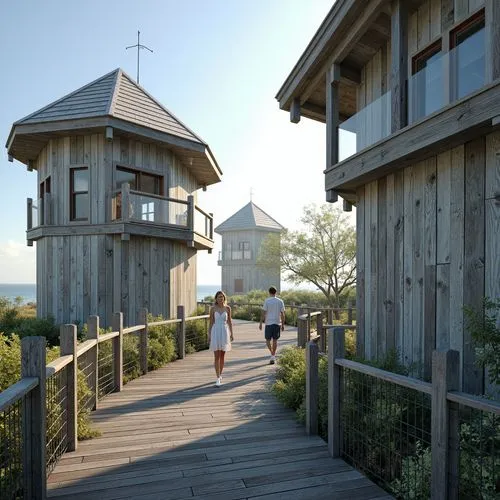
top-left (272, 346), bottom-right (306, 411)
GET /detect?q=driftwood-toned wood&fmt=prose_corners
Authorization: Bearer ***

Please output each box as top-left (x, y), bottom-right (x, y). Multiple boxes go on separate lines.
top-left (391, 0), bottom-right (408, 132)
top-left (305, 341), bottom-right (319, 435)
top-left (485, 0), bottom-right (500, 83)
top-left (47, 323), bottom-right (388, 500)
top-left (60, 325), bottom-right (78, 452)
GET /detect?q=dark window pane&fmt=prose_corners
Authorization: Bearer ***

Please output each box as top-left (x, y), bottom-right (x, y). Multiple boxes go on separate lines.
top-left (116, 168), bottom-right (137, 190)
top-left (74, 193), bottom-right (88, 219)
top-left (140, 173), bottom-right (160, 195)
top-left (456, 27), bottom-right (485, 99)
top-left (73, 169), bottom-right (88, 192)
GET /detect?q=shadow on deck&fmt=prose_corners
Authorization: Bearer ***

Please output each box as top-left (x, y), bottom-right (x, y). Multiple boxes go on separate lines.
top-left (47, 321), bottom-right (392, 500)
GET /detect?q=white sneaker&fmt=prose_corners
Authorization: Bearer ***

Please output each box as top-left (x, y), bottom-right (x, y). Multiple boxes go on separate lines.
top-left (215, 377), bottom-right (221, 387)
top-left (270, 355), bottom-right (276, 365)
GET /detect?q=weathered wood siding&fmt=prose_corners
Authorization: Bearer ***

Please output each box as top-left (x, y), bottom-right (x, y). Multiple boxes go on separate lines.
top-left (408, 0), bottom-right (485, 60)
top-left (34, 134), bottom-right (200, 326)
top-left (220, 229), bottom-right (280, 295)
top-left (356, 131), bottom-right (499, 394)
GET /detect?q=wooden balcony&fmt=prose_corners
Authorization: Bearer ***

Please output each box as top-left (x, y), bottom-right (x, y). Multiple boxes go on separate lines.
top-left (26, 184), bottom-right (214, 252)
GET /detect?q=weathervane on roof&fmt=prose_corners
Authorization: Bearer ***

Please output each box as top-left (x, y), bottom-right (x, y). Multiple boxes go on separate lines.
top-left (126, 30), bottom-right (153, 85)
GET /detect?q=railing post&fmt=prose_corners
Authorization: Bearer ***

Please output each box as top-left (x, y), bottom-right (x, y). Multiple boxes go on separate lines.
top-left (138, 308), bottom-right (148, 374)
top-left (21, 336), bottom-right (46, 500)
top-left (431, 350), bottom-right (460, 500)
top-left (306, 340), bottom-right (319, 435)
top-left (177, 305), bottom-right (186, 359)
top-left (27, 198), bottom-right (33, 247)
top-left (60, 324), bottom-right (78, 452)
top-left (45, 193), bottom-right (52, 225)
top-left (327, 308), bottom-right (333, 325)
top-left (306, 310), bottom-right (311, 342)
top-left (87, 316), bottom-right (99, 409)
top-left (209, 212), bottom-right (213, 239)
top-left (328, 327), bottom-right (344, 458)
top-left (347, 301), bottom-right (353, 325)
top-left (187, 196), bottom-right (194, 231)
top-left (112, 312), bottom-right (123, 392)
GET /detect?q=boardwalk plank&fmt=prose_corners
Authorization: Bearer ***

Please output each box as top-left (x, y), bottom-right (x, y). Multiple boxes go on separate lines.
top-left (48, 322), bottom-right (392, 499)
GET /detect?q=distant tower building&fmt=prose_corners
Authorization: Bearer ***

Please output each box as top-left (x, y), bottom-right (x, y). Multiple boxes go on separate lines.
top-left (6, 68), bottom-right (221, 326)
top-left (215, 202), bottom-right (284, 295)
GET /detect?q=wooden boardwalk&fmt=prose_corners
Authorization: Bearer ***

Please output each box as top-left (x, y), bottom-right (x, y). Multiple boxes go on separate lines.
top-left (47, 321), bottom-right (391, 500)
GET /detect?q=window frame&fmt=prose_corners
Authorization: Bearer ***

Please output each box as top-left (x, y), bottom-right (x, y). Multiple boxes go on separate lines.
top-left (115, 165), bottom-right (163, 196)
top-left (70, 167), bottom-right (89, 221)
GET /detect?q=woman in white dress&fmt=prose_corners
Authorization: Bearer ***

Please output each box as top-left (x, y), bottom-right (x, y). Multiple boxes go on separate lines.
top-left (208, 291), bottom-right (234, 387)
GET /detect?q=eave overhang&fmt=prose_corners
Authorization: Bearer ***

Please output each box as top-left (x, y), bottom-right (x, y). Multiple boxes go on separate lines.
top-left (7, 116), bottom-right (222, 187)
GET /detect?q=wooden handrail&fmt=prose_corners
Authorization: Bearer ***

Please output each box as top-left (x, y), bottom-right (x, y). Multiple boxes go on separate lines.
top-left (447, 390), bottom-right (500, 415)
top-left (0, 377), bottom-right (38, 411)
top-left (186, 314), bottom-right (209, 321)
top-left (76, 339), bottom-right (98, 357)
top-left (98, 331), bottom-right (120, 343)
top-left (123, 324), bottom-right (145, 334)
top-left (149, 318), bottom-right (181, 326)
top-left (46, 355), bottom-right (73, 377)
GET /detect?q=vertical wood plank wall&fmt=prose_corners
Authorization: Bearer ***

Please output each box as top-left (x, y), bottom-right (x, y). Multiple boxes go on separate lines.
top-left (356, 132), bottom-right (499, 393)
top-left (220, 229), bottom-right (280, 295)
top-left (34, 134), bottom-right (200, 327)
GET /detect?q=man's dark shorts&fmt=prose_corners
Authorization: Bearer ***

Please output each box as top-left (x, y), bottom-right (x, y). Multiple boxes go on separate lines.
top-left (265, 324), bottom-right (281, 341)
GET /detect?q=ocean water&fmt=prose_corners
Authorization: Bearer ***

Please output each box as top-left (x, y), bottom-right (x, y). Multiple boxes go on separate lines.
top-left (0, 283), bottom-right (219, 305)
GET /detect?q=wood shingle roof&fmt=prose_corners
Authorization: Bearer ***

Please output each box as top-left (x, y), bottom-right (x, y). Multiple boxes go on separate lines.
top-left (215, 202), bottom-right (284, 233)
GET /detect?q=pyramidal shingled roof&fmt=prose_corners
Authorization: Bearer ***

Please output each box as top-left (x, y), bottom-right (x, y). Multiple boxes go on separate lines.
top-left (13, 68), bottom-right (204, 144)
top-left (215, 202), bottom-right (284, 233)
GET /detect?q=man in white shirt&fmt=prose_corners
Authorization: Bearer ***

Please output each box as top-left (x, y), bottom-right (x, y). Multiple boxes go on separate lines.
top-left (259, 286), bottom-right (285, 364)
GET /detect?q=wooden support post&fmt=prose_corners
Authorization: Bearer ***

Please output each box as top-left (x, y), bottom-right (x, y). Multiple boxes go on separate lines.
top-left (138, 308), bottom-right (148, 374)
top-left (45, 193), bottom-right (52, 225)
top-left (391, 0), bottom-right (408, 132)
top-left (326, 63), bottom-right (341, 169)
top-left (347, 302), bottom-right (353, 325)
top-left (27, 198), bottom-right (33, 247)
top-left (431, 350), bottom-right (459, 499)
top-left (328, 327), bottom-right (344, 458)
top-left (177, 305), bottom-right (186, 359)
top-left (187, 196), bottom-right (195, 231)
top-left (112, 312), bottom-right (123, 392)
top-left (21, 336), bottom-right (46, 500)
top-left (343, 199), bottom-right (352, 212)
top-left (87, 316), bottom-right (99, 409)
top-left (306, 341), bottom-right (319, 435)
top-left (326, 189), bottom-right (338, 203)
top-left (290, 97), bottom-right (301, 123)
top-left (316, 311), bottom-right (324, 347)
top-left (60, 324), bottom-right (78, 452)
top-left (327, 308), bottom-right (333, 325)
top-left (485, 0), bottom-right (500, 83)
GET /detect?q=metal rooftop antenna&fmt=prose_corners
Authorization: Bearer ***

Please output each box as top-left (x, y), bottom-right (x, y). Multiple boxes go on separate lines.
top-left (126, 30), bottom-right (153, 84)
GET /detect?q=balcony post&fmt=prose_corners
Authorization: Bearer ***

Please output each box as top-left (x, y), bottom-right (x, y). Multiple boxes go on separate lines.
top-left (485, 0), bottom-right (500, 83)
top-left (326, 63), bottom-right (341, 170)
top-left (187, 195), bottom-right (194, 231)
top-left (45, 193), bottom-right (52, 225)
top-left (87, 316), bottom-right (99, 410)
top-left (27, 198), bottom-right (33, 247)
top-left (391, 0), bottom-right (408, 132)
top-left (121, 183), bottom-right (130, 221)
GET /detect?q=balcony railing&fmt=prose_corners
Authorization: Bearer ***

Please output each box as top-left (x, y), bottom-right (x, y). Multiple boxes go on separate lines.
top-left (110, 183), bottom-right (213, 241)
top-left (27, 194), bottom-right (52, 230)
top-left (217, 250), bottom-right (252, 261)
top-left (339, 90), bottom-right (391, 161)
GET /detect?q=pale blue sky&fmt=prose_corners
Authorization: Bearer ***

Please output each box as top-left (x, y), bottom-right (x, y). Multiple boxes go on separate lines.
top-left (0, 0), bottom-right (341, 285)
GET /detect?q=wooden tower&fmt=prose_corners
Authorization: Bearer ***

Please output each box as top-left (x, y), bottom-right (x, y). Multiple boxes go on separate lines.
top-left (7, 68), bottom-right (222, 326)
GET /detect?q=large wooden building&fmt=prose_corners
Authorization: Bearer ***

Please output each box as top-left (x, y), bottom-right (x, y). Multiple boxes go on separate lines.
top-left (7, 68), bottom-right (221, 327)
top-left (215, 202), bottom-right (284, 295)
top-left (277, 0), bottom-right (500, 394)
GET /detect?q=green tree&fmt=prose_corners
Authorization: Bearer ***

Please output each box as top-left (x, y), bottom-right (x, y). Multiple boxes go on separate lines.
top-left (257, 204), bottom-right (356, 308)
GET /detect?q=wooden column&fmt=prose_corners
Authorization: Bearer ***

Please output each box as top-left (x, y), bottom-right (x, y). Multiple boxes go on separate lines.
top-left (87, 315), bottom-right (99, 409)
top-left (306, 341), bottom-right (319, 435)
top-left (121, 182), bottom-right (131, 221)
top-left (328, 327), bottom-right (344, 458)
top-left (431, 350), bottom-right (459, 499)
top-left (21, 336), bottom-right (46, 500)
top-left (326, 63), bottom-right (341, 170)
top-left (138, 308), bottom-right (148, 374)
top-left (60, 324), bottom-right (78, 452)
top-left (112, 312), bottom-right (124, 392)
top-left (187, 196), bottom-right (195, 231)
top-left (177, 305), bottom-right (186, 359)
top-left (391, 0), bottom-right (408, 132)
top-left (485, 0), bottom-right (500, 83)
top-left (290, 97), bottom-right (301, 123)
top-left (27, 198), bottom-right (33, 247)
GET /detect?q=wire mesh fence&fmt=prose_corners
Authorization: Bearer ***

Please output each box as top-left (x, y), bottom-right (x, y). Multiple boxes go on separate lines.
top-left (46, 369), bottom-right (68, 476)
top-left (0, 400), bottom-right (23, 499)
top-left (122, 333), bottom-right (140, 383)
top-left (456, 404), bottom-right (500, 498)
top-left (77, 350), bottom-right (95, 413)
top-left (98, 339), bottom-right (115, 397)
top-left (186, 317), bottom-right (209, 353)
top-left (340, 367), bottom-right (432, 498)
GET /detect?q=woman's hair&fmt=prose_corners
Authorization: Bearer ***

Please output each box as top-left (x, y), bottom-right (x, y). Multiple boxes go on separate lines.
top-left (214, 290), bottom-right (227, 305)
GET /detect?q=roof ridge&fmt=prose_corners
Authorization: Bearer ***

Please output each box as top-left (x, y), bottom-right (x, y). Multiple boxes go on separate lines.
top-left (15, 68), bottom-right (119, 125)
top-left (106, 68), bottom-right (122, 115)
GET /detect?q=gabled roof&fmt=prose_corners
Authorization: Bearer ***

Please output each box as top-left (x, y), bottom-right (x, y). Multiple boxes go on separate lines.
top-left (7, 69), bottom-right (221, 185)
top-left (215, 202), bottom-right (284, 233)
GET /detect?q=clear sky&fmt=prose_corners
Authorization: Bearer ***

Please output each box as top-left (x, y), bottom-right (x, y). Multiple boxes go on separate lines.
top-left (0, 0), bottom-right (347, 285)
